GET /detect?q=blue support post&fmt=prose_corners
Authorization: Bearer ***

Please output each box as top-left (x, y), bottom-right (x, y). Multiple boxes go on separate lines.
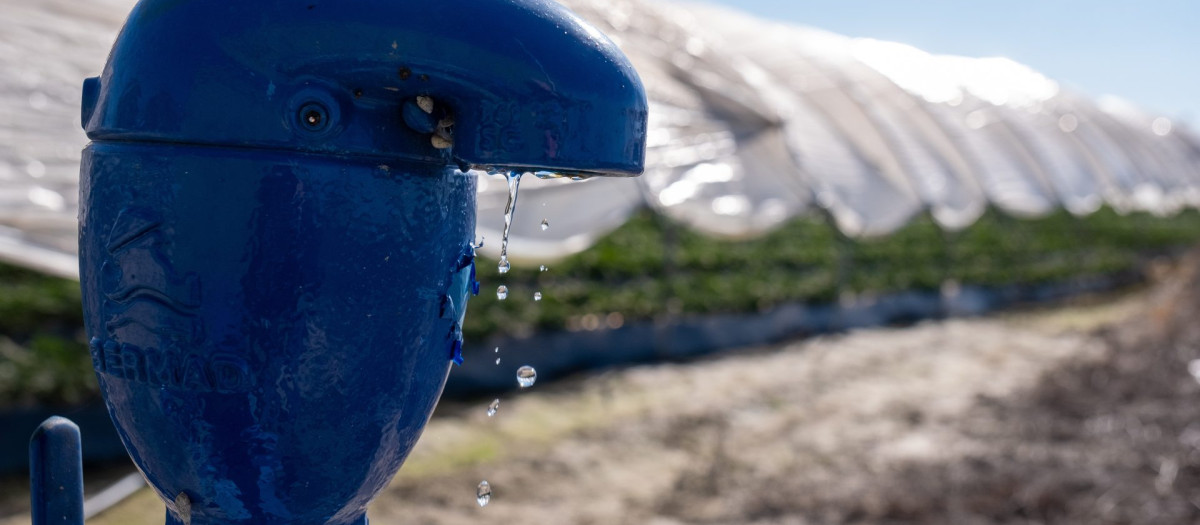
top-left (30, 416), bottom-right (84, 525)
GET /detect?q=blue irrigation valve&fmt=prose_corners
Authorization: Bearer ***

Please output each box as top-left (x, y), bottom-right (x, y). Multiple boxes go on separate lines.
top-left (69, 1), bottom-right (647, 524)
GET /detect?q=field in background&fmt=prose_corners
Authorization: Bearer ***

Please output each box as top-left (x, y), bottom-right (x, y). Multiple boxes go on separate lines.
top-left (3, 207), bottom-right (1200, 406)
top-left (468, 207), bottom-right (1200, 341)
top-left (7, 252), bottom-right (1200, 524)
top-left (0, 261), bottom-right (89, 407)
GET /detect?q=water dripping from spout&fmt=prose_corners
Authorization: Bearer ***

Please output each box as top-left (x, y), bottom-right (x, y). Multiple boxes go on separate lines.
top-left (498, 171), bottom-right (523, 274)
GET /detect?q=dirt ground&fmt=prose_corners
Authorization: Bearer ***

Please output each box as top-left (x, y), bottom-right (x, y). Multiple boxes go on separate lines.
top-left (7, 257), bottom-right (1200, 525)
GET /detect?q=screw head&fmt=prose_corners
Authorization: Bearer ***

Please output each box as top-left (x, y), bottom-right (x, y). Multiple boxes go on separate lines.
top-left (297, 102), bottom-right (330, 132)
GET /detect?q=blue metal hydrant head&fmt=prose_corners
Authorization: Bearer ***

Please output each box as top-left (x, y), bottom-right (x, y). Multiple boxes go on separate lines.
top-left (82, 0), bottom-right (648, 177)
top-left (77, 1), bottom-right (647, 524)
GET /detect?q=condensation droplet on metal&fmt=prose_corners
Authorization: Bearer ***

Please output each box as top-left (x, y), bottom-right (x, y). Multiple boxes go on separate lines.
top-left (496, 285), bottom-right (508, 300)
top-left (476, 480), bottom-right (492, 507)
top-left (487, 399), bottom-right (500, 417)
top-left (516, 366), bottom-right (537, 388)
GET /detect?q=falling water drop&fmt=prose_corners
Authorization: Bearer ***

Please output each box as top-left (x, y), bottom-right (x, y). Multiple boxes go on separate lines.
top-left (476, 480), bottom-right (492, 507)
top-left (540, 219), bottom-right (549, 231)
top-left (496, 285), bottom-right (508, 300)
top-left (498, 258), bottom-right (511, 274)
top-left (495, 357), bottom-right (501, 365)
top-left (516, 366), bottom-right (537, 388)
top-left (487, 399), bottom-right (500, 417)
top-left (539, 265), bottom-right (548, 272)
top-left (494, 346), bottom-right (500, 353)
top-left (534, 292), bottom-right (542, 301)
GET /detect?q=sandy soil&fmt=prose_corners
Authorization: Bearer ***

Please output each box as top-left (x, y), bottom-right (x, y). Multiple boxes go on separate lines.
top-left (7, 257), bottom-right (1200, 525)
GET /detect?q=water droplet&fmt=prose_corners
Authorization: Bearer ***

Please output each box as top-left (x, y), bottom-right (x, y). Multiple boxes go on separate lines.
top-left (499, 172), bottom-right (523, 272)
top-left (494, 346), bottom-right (500, 353)
top-left (495, 357), bottom-right (501, 365)
top-left (534, 292), bottom-right (542, 301)
top-left (496, 285), bottom-right (508, 300)
top-left (516, 366), bottom-right (537, 388)
top-left (476, 480), bottom-right (492, 507)
top-left (540, 219), bottom-right (549, 231)
top-left (487, 399), bottom-right (500, 417)
top-left (498, 257), bottom-right (511, 274)
top-left (539, 265), bottom-right (548, 272)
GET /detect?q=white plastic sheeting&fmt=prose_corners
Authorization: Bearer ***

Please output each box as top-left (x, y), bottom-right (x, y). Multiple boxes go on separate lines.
top-left (4, 0), bottom-right (1199, 274)
top-left (0, 0), bottom-right (135, 278)
top-left (483, 0), bottom-right (1200, 261)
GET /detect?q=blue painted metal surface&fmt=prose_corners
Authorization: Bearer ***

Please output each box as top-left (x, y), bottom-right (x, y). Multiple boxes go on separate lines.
top-left (70, 0), bottom-right (647, 524)
top-left (30, 417), bottom-right (84, 525)
top-left (81, 147), bottom-right (476, 525)
top-left (80, 0), bottom-right (648, 177)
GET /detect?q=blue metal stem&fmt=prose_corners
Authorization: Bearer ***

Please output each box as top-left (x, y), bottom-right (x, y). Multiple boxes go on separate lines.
top-left (30, 416), bottom-right (84, 525)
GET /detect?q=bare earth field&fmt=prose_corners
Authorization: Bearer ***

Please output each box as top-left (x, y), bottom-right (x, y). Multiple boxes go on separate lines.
top-left (7, 258), bottom-right (1200, 524)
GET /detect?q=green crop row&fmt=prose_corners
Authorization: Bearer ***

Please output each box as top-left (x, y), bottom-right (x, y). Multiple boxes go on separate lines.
top-left (463, 207), bottom-right (1200, 341)
top-left (3, 206), bottom-right (1200, 406)
top-left (0, 262), bottom-right (93, 407)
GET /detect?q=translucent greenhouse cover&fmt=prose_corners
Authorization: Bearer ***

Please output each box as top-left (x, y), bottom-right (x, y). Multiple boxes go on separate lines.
top-left (3, 0), bottom-right (1199, 276)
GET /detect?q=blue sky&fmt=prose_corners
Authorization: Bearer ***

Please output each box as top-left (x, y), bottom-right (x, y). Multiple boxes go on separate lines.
top-left (705, 0), bottom-right (1198, 125)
